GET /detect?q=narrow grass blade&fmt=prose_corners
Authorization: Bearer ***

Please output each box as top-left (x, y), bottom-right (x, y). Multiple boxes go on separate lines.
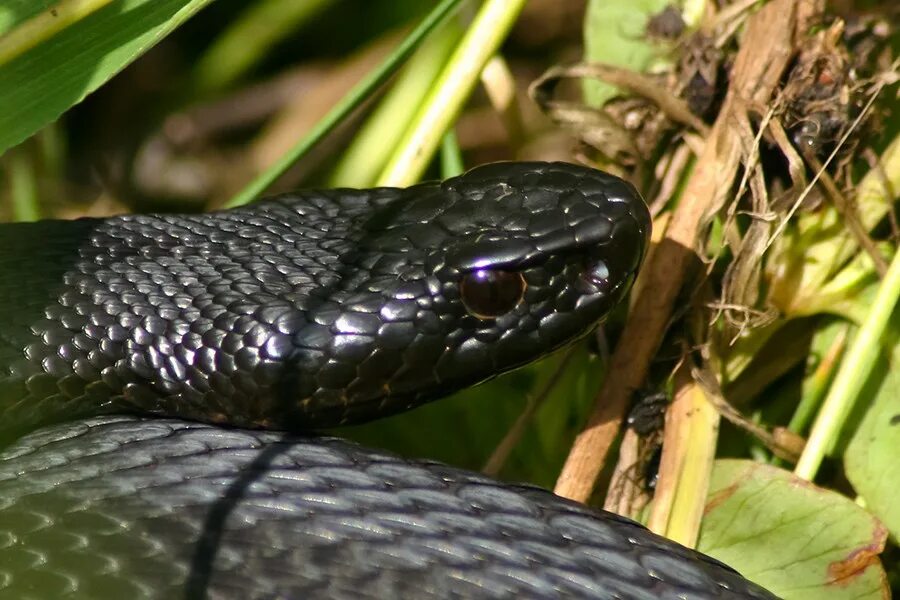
top-left (226, 0), bottom-right (465, 208)
top-left (375, 0), bottom-right (527, 187)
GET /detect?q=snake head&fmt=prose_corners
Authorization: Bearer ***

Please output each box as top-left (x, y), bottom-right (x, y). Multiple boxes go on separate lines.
top-left (0, 161), bottom-right (648, 433)
top-left (306, 162), bottom-right (651, 425)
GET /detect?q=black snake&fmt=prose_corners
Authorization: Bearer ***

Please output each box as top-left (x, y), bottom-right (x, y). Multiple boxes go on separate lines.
top-left (0, 162), bottom-right (777, 599)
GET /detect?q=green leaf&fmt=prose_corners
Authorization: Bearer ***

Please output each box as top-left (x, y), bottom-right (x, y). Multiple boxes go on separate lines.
top-left (0, 0), bottom-right (215, 156)
top-left (334, 362), bottom-right (538, 471)
top-left (0, 0), bottom-right (55, 36)
top-left (845, 342), bottom-right (900, 543)
top-left (768, 134), bottom-right (900, 317)
top-left (582, 0), bottom-right (675, 107)
top-left (699, 460), bottom-right (889, 600)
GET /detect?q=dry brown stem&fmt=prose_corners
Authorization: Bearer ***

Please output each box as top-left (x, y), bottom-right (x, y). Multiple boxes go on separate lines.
top-left (554, 0), bottom-right (805, 503)
top-left (532, 63), bottom-right (711, 136)
top-left (693, 361), bottom-right (802, 462)
top-left (602, 427), bottom-right (646, 515)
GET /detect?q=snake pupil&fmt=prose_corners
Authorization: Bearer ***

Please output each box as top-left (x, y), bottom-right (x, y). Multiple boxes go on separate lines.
top-left (459, 269), bottom-right (526, 319)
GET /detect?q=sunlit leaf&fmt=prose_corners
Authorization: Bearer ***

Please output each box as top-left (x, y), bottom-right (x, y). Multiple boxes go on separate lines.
top-left (0, 0), bottom-right (215, 155)
top-left (845, 342), bottom-right (900, 542)
top-left (582, 0), bottom-right (675, 106)
top-left (699, 460), bottom-right (889, 600)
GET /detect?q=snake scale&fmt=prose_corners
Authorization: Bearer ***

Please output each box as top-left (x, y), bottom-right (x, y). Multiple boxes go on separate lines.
top-left (0, 162), bottom-right (778, 599)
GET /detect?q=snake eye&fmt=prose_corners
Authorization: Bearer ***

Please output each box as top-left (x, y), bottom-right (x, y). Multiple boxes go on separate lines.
top-left (459, 269), bottom-right (526, 319)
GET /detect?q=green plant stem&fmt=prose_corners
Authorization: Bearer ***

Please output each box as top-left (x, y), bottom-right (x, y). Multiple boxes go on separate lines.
top-left (328, 19), bottom-right (462, 188)
top-left (440, 130), bottom-right (463, 178)
top-left (795, 248), bottom-right (900, 480)
top-left (0, 0), bottom-right (116, 67)
top-left (37, 122), bottom-right (66, 181)
top-left (788, 322), bottom-right (850, 435)
top-left (375, 0), bottom-right (527, 187)
top-left (225, 0), bottom-right (465, 208)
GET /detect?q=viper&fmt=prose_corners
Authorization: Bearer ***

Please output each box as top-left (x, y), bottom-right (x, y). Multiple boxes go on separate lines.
top-left (0, 162), bottom-right (776, 599)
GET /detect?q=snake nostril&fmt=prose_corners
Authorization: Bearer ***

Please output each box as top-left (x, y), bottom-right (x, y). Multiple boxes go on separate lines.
top-left (580, 260), bottom-right (614, 295)
top-left (587, 260), bottom-right (610, 285)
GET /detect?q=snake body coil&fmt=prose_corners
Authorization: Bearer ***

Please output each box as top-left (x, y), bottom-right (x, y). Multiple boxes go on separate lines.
top-left (0, 162), bottom-right (776, 598)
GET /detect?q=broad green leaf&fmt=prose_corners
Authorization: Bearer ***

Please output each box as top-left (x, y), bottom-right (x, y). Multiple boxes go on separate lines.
top-left (699, 460), bottom-right (889, 600)
top-left (582, 0), bottom-right (677, 107)
top-left (0, 0), bottom-right (215, 156)
top-left (845, 342), bottom-right (900, 542)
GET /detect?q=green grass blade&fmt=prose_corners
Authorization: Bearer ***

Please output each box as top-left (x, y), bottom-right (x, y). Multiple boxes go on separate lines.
top-left (795, 247), bottom-right (900, 480)
top-left (225, 0), bottom-right (465, 208)
top-left (327, 18), bottom-right (462, 188)
top-left (0, 0), bottom-right (116, 64)
top-left (0, 0), bottom-right (216, 156)
top-left (375, 0), bottom-right (527, 187)
top-left (440, 129), bottom-right (463, 178)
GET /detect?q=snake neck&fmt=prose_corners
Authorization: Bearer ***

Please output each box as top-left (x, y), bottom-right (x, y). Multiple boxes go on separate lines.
top-left (0, 200), bottom-right (371, 437)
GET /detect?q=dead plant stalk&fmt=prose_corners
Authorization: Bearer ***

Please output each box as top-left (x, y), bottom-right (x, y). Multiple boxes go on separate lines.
top-left (553, 0), bottom-right (807, 503)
